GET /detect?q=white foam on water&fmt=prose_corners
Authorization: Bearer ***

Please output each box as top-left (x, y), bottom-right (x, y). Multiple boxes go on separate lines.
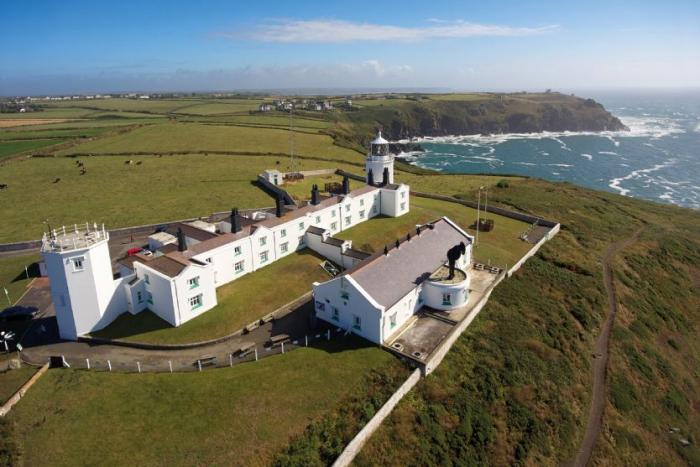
top-left (608, 160), bottom-right (676, 197)
top-left (514, 162), bottom-right (536, 166)
top-left (548, 163), bottom-right (573, 168)
top-left (599, 151), bottom-right (618, 156)
top-left (581, 153), bottom-right (593, 160)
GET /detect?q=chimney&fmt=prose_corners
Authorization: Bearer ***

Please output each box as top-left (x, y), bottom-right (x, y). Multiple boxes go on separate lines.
top-left (416, 226), bottom-right (421, 236)
top-left (367, 169), bottom-right (374, 186)
top-left (395, 239), bottom-right (400, 249)
top-left (383, 245), bottom-right (389, 255)
top-left (275, 194), bottom-right (283, 218)
top-left (177, 228), bottom-right (187, 252)
top-left (342, 175), bottom-right (350, 195)
top-left (406, 233), bottom-right (411, 242)
top-left (311, 184), bottom-right (320, 205)
top-left (231, 208), bottom-right (242, 234)
top-left (382, 167), bottom-right (389, 186)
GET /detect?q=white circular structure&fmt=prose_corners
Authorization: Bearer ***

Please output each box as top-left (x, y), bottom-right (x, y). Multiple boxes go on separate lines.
top-left (422, 265), bottom-right (470, 311)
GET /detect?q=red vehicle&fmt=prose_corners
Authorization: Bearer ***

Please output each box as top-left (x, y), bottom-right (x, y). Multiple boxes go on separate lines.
top-left (127, 247), bottom-right (143, 257)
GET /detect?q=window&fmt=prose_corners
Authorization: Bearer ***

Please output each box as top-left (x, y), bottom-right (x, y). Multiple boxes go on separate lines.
top-left (331, 221), bottom-right (338, 231)
top-left (345, 204), bottom-right (351, 212)
top-left (360, 199), bottom-right (365, 206)
top-left (234, 246), bottom-right (242, 256)
top-left (340, 290), bottom-right (349, 300)
top-left (345, 216), bottom-right (351, 225)
top-left (332, 307), bottom-right (339, 321)
top-left (144, 274), bottom-right (150, 285)
top-left (188, 276), bottom-right (199, 289)
top-left (442, 293), bottom-right (452, 306)
top-left (189, 294), bottom-right (203, 310)
top-left (400, 202), bottom-right (406, 211)
top-left (259, 251), bottom-right (268, 263)
top-left (373, 205), bottom-right (378, 214)
top-left (280, 228), bottom-right (287, 238)
top-left (298, 235), bottom-right (305, 246)
top-left (259, 237), bottom-right (267, 246)
top-left (353, 315), bottom-right (361, 330)
top-left (205, 257), bottom-right (212, 264)
top-left (234, 260), bottom-right (244, 274)
top-left (147, 291), bottom-right (153, 304)
top-left (137, 291), bottom-right (143, 303)
top-left (280, 242), bottom-right (289, 253)
top-left (331, 210), bottom-right (336, 217)
top-left (359, 210), bottom-right (365, 219)
top-left (315, 215), bottom-right (321, 224)
top-left (71, 256), bottom-right (85, 271)
top-left (298, 222), bottom-right (305, 230)
top-left (401, 191), bottom-right (406, 199)
top-left (316, 301), bottom-right (325, 312)
top-left (390, 313), bottom-right (397, 329)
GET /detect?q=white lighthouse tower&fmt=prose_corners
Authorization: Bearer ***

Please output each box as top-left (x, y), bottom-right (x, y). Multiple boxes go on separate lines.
top-left (41, 223), bottom-right (124, 340)
top-left (365, 131), bottom-right (394, 185)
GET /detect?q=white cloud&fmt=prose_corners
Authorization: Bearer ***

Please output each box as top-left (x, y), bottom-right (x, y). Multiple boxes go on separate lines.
top-left (220, 19), bottom-right (558, 43)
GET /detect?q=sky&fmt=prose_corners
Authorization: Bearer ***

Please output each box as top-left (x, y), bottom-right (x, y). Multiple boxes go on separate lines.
top-left (1, 0), bottom-right (699, 95)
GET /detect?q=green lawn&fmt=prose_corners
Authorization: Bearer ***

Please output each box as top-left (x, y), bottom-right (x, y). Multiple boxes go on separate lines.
top-left (0, 154), bottom-right (361, 243)
top-left (92, 250), bottom-right (330, 344)
top-left (0, 254), bottom-right (38, 306)
top-left (0, 127), bottom-right (113, 141)
top-left (0, 139), bottom-right (64, 161)
top-left (8, 337), bottom-right (402, 466)
top-left (338, 195), bottom-right (533, 267)
top-left (0, 366), bottom-right (37, 403)
top-left (44, 98), bottom-right (202, 114)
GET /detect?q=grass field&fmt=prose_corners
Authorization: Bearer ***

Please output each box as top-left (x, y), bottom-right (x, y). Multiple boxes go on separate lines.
top-left (0, 254), bottom-right (38, 305)
top-left (7, 337), bottom-right (402, 466)
top-left (0, 154), bottom-right (363, 243)
top-left (44, 98), bottom-right (202, 113)
top-left (93, 250), bottom-right (329, 344)
top-left (338, 195), bottom-right (532, 267)
top-left (0, 127), bottom-right (114, 141)
top-left (56, 122), bottom-right (363, 162)
top-left (0, 139), bottom-right (65, 161)
top-left (0, 366), bottom-right (37, 403)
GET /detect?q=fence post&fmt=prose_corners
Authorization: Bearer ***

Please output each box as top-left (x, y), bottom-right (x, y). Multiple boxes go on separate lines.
top-left (281, 342), bottom-right (285, 354)
top-left (229, 353), bottom-right (233, 367)
top-left (137, 361), bottom-right (141, 373)
top-left (107, 360), bottom-right (112, 372)
top-left (254, 347), bottom-right (258, 361)
top-left (305, 335), bottom-right (308, 347)
top-left (197, 360), bottom-right (202, 372)
top-left (85, 358), bottom-right (90, 370)
top-left (168, 361), bottom-right (173, 373)
top-left (327, 329), bottom-right (331, 341)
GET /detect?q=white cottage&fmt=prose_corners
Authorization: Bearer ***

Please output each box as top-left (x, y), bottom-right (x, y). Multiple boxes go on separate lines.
top-left (312, 217), bottom-right (473, 345)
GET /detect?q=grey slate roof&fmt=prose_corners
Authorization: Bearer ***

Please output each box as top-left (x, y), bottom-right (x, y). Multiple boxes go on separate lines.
top-left (349, 218), bottom-right (471, 309)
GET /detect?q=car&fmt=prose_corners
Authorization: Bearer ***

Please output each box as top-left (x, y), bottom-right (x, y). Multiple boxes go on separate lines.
top-left (127, 247), bottom-right (143, 256)
top-left (0, 305), bottom-right (38, 322)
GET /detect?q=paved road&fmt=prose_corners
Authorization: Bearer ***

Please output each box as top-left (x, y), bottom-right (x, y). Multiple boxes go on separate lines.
top-left (15, 279), bottom-right (331, 372)
top-left (571, 228), bottom-right (642, 467)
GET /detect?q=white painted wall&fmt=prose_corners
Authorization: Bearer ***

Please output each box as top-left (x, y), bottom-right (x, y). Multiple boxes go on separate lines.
top-left (382, 286), bottom-right (423, 341)
top-left (423, 278), bottom-right (470, 311)
top-left (366, 155), bottom-right (394, 184)
top-left (173, 264), bottom-right (217, 325)
top-left (379, 185), bottom-right (410, 217)
top-left (313, 275), bottom-right (384, 344)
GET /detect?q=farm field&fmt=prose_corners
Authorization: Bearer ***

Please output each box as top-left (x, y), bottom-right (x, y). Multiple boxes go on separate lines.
top-left (7, 337), bottom-right (404, 466)
top-left (0, 153), bottom-right (365, 243)
top-left (92, 250), bottom-right (329, 344)
top-left (0, 139), bottom-right (65, 161)
top-left (56, 122), bottom-right (363, 162)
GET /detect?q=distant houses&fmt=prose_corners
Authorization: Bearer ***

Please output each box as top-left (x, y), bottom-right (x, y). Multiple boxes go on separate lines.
top-left (259, 98), bottom-right (336, 113)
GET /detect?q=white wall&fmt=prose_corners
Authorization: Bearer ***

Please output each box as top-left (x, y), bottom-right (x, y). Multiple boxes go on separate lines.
top-left (423, 279), bottom-right (469, 311)
top-left (173, 264), bottom-right (217, 325)
top-left (382, 286), bottom-right (423, 341)
top-left (192, 237), bottom-right (251, 287)
top-left (313, 275), bottom-right (384, 344)
top-left (135, 263), bottom-right (179, 326)
top-left (379, 185), bottom-right (410, 217)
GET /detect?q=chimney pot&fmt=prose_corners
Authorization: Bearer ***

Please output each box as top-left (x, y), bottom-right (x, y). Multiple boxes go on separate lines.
top-left (177, 228), bottom-right (187, 252)
top-left (395, 239), bottom-right (400, 249)
top-left (275, 194), bottom-right (283, 217)
top-left (383, 245), bottom-right (389, 255)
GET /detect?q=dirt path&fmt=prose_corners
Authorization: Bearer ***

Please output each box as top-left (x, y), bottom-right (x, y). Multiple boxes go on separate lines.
top-left (572, 228), bottom-right (642, 467)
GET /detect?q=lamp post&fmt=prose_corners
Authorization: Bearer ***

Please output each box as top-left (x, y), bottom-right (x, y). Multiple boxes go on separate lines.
top-left (1, 331), bottom-right (15, 353)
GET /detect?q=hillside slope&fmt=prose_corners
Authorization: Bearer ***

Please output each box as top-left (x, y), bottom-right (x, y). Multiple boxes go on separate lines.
top-left (330, 92), bottom-right (627, 150)
top-left (274, 178), bottom-right (699, 466)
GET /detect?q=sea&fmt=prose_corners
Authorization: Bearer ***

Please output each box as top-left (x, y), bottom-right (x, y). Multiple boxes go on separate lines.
top-left (400, 90), bottom-right (700, 209)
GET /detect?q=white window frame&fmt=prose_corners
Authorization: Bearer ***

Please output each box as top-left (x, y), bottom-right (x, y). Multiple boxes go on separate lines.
top-left (259, 251), bottom-right (269, 263)
top-left (353, 314), bottom-right (361, 330)
top-left (188, 276), bottom-right (199, 289)
top-left (259, 236), bottom-right (267, 246)
top-left (189, 294), bottom-right (203, 310)
top-left (234, 260), bottom-right (244, 274)
top-left (359, 210), bottom-right (365, 219)
top-left (280, 242), bottom-right (289, 253)
top-left (70, 256), bottom-right (85, 272)
top-left (234, 245), bottom-right (242, 256)
top-left (280, 228), bottom-right (287, 238)
top-left (298, 221), bottom-right (305, 231)
top-left (331, 221), bottom-right (338, 231)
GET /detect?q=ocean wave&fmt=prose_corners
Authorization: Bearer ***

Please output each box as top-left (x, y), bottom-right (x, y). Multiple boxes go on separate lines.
top-left (608, 160), bottom-right (676, 197)
top-left (547, 163), bottom-right (573, 167)
top-left (580, 153), bottom-right (593, 160)
top-left (401, 114), bottom-right (686, 147)
top-left (599, 151), bottom-right (618, 156)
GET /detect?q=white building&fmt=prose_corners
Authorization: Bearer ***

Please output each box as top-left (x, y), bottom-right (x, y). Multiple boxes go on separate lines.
top-left (42, 133), bottom-right (411, 340)
top-left (365, 131), bottom-right (395, 185)
top-left (312, 217), bottom-right (473, 345)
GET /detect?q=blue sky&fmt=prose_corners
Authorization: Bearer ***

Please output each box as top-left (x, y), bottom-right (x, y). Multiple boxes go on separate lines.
top-left (1, 0), bottom-right (699, 95)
